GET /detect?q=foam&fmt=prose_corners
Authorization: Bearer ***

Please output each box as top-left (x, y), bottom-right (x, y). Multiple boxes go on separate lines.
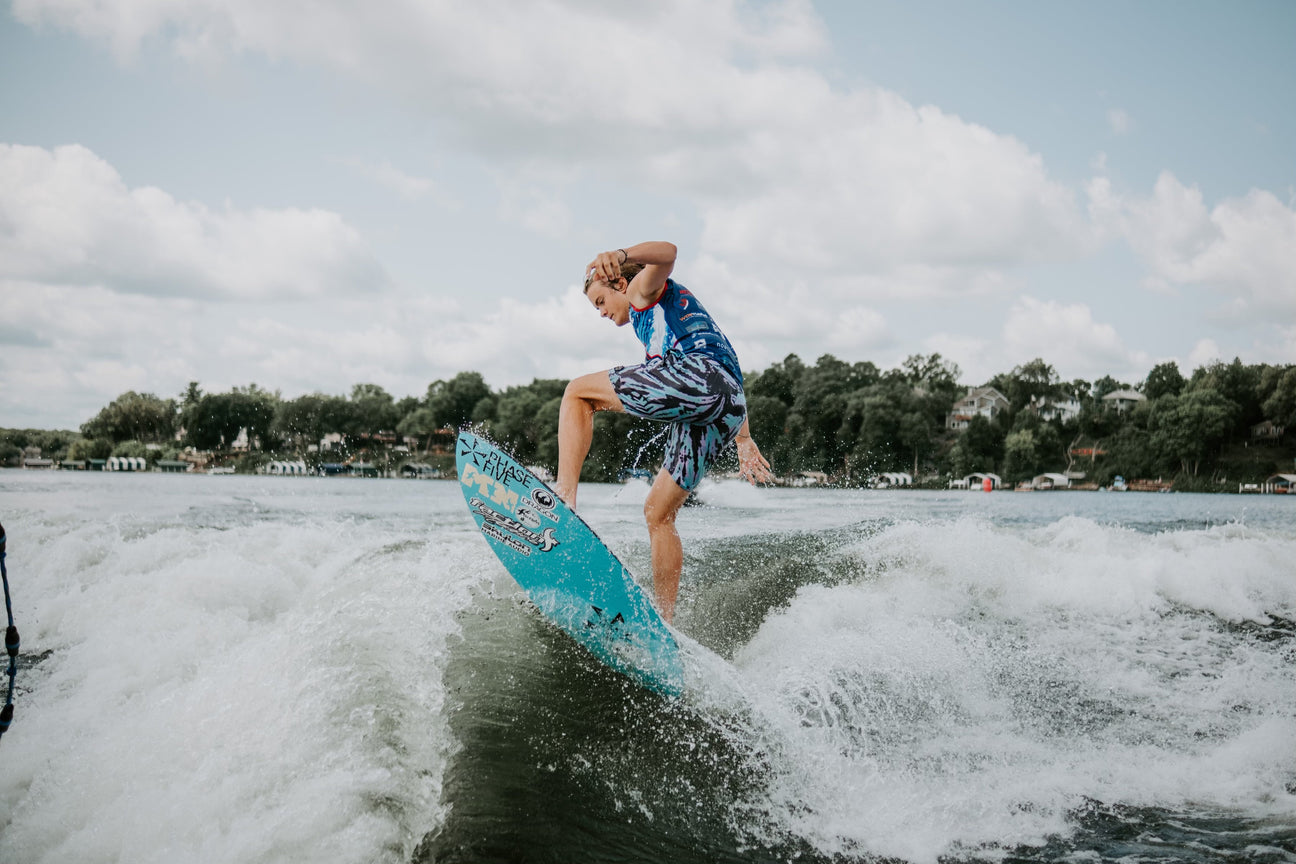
top-left (691, 478), bottom-right (772, 509)
top-left (726, 514), bottom-right (1296, 861)
top-left (4, 476), bottom-right (1293, 863)
top-left (0, 481), bottom-right (484, 864)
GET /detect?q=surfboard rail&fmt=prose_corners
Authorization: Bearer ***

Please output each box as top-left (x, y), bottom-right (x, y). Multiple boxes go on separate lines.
top-left (455, 431), bottom-right (685, 697)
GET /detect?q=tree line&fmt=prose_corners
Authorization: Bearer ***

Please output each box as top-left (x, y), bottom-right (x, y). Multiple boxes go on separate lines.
top-left (4, 354), bottom-right (1293, 487)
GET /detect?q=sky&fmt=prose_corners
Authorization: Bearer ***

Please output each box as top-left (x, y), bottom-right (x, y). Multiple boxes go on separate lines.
top-left (1, 0), bottom-right (1294, 430)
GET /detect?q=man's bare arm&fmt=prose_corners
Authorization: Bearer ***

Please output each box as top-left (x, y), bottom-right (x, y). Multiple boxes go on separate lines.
top-left (736, 420), bottom-right (773, 485)
top-left (586, 241), bottom-right (676, 306)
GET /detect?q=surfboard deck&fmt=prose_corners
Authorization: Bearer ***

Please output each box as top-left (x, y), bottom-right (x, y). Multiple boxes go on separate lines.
top-left (455, 431), bottom-right (685, 698)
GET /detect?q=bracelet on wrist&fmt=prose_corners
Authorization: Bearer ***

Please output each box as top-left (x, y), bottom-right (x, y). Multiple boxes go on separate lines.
top-left (616, 249), bottom-right (627, 264)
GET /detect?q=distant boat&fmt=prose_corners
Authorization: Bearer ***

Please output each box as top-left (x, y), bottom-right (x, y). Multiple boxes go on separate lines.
top-left (207, 467), bottom-right (235, 475)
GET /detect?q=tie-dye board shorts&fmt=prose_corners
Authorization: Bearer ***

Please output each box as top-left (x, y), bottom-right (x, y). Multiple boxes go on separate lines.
top-left (608, 352), bottom-right (747, 492)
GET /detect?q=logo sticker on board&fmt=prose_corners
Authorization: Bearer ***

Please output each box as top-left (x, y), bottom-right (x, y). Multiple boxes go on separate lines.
top-left (529, 487), bottom-right (560, 522)
top-left (469, 498), bottom-right (560, 553)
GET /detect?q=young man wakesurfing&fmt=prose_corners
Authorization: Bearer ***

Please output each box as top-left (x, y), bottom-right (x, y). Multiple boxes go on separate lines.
top-left (555, 241), bottom-right (773, 624)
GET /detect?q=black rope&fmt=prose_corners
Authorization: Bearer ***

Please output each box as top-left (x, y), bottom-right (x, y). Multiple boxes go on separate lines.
top-left (0, 521), bottom-right (17, 741)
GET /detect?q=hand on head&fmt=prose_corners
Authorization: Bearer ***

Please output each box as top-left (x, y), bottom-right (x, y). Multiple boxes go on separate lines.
top-left (585, 250), bottom-right (626, 287)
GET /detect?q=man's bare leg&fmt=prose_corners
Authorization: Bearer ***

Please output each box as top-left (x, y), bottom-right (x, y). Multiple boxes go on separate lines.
top-left (643, 470), bottom-right (692, 625)
top-left (555, 370), bottom-right (623, 509)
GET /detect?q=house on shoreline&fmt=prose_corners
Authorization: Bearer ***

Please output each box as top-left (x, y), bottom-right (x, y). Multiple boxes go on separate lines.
top-left (1250, 420), bottom-right (1286, 444)
top-left (1254, 474), bottom-right (1296, 493)
top-left (949, 472), bottom-right (1003, 490)
top-left (1101, 389), bottom-right (1146, 414)
top-left (946, 386), bottom-right (1010, 430)
top-left (1029, 394), bottom-right (1081, 423)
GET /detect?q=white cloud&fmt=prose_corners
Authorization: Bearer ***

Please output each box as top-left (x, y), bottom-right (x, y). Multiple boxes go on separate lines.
top-left (683, 254), bottom-right (894, 373)
top-left (13, 0), bottom-right (1087, 297)
top-left (415, 287), bottom-right (635, 385)
top-left (925, 296), bottom-right (1149, 385)
top-left (920, 332), bottom-right (992, 383)
top-left (10, 1), bottom-right (1293, 428)
top-left (1185, 338), bottom-right (1222, 371)
top-left (823, 306), bottom-right (891, 354)
top-left (494, 175), bottom-right (574, 239)
top-left (1090, 170), bottom-right (1296, 319)
top-left (12, 1), bottom-right (829, 133)
top-left (0, 280), bottom-right (204, 427)
top-left (1001, 296), bottom-right (1145, 376)
top-left (0, 138), bottom-right (650, 427)
top-left (1107, 108), bottom-right (1132, 136)
top-left (693, 93), bottom-right (1085, 294)
top-left (341, 158), bottom-right (436, 201)
top-left (0, 272), bottom-right (646, 428)
top-left (1278, 326), bottom-right (1296, 362)
top-left (0, 143), bottom-right (389, 300)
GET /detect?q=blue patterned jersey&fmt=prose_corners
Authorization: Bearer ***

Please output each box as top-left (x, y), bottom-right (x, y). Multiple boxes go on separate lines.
top-left (630, 278), bottom-right (742, 382)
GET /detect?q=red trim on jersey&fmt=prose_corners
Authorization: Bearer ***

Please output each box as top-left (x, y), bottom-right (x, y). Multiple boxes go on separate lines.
top-left (630, 278), bottom-right (671, 312)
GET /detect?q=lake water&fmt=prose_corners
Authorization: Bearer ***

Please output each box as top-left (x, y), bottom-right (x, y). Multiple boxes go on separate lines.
top-left (1, 471), bottom-right (1294, 863)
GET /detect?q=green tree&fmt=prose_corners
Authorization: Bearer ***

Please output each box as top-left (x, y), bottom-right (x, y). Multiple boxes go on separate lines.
top-left (492, 389), bottom-right (542, 458)
top-left (186, 387), bottom-right (278, 450)
top-left (746, 395), bottom-right (790, 473)
top-left (487, 379), bottom-right (565, 463)
top-left (901, 353), bottom-right (961, 398)
top-left (81, 391), bottom-right (177, 443)
top-left (1147, 389), bottom-right (1237, 476)
top-left (1143, 361), bottom-right (1186, 400)
top-left (470, 395), bottom-right (498, 425)
top-left (1260, 366), bottom-right (1296, 428)
top-left (394, 395), bottom-right (421, 424)
top-left (396, 406), bottom-right (440, 452)
top-left (835, 374), bottom-right (944, 481)
top-left (319, 395), bottom-right (360, 438)
top-left (1092, 375), bottom-right (1130, 401)
top-left (533, 396), bottom-right (565, 472)
top-left (990, 358), bottom-right (1060, 412)
top-left (747, 354), bottom-right (806, 407)
top-left (842, 387), bottom-right (902, 478)
top-left (1188, 358), bottom-right (1263, 434)
top-left (186, 395), bottom-right (236, 450)
top-left (898, 409), bottom-right (932, 477)
top-left (178, 381), bottom-right (203, 438)
top-left (1099, 413), bottom-right (1158, 482)
top-left (67, 437), bottom-right (112, 460)
top-left (274, 393), bottom-right (341, 448)
top-left (948, 414), bottom-right (1002, 476)
top-left (350, 383), bottom-right (400, 435)
top-left (1001, 411), bottom-right (1064, 480)
top-left (1002, 428), bottom-right (1038, 481)
top-left (1078, 397), bottom-right (1123, 439)
top-left (428, 372), bottom-right (493, 430)
top-left (232, 385), bottom-right (279, 448)
top-left (788, 354), bottom-right (876, 473)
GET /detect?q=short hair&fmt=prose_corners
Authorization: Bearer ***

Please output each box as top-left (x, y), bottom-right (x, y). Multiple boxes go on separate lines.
top-left (584, 261), bottom-right (645, 294)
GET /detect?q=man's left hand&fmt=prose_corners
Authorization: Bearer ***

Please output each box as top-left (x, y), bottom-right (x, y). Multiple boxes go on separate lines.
top-left (737, 437), bottom-right (773, 485)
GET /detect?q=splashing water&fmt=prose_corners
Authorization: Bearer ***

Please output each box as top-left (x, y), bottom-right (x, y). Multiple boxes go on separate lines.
top-left (2, 472), bottom-right (1293, 863)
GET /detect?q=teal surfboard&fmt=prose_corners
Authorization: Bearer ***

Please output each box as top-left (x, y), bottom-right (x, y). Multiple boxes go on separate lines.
top-left (455, 431), bottom-right (685, 698)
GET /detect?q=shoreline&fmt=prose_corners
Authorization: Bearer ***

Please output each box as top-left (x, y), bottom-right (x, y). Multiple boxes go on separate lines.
top-left (4, 465), bottom-right (1292, 496)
